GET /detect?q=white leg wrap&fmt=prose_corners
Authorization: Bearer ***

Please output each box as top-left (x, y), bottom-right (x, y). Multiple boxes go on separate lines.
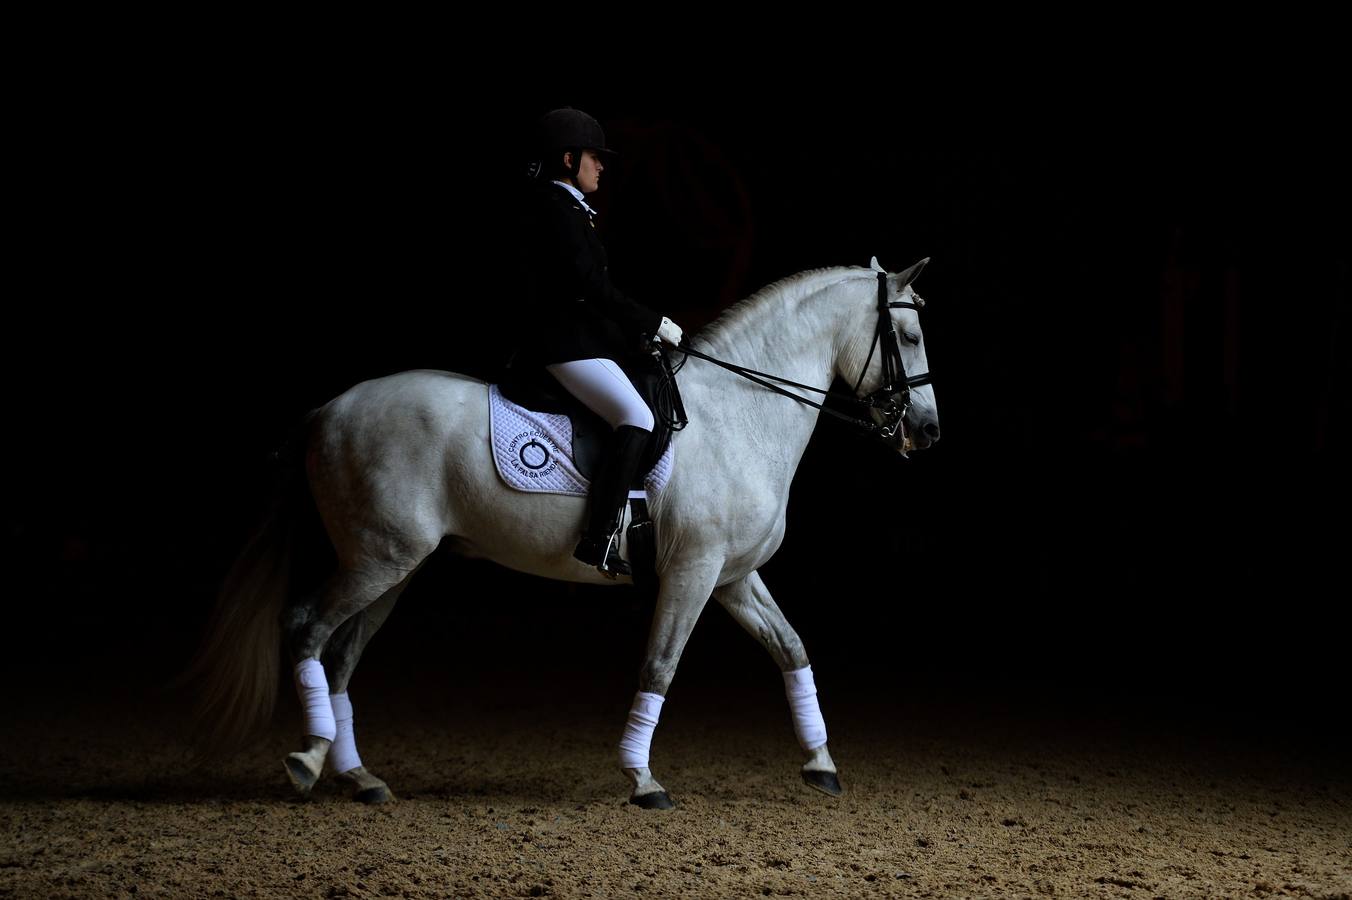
top-left (618, 691), bottom-right (665, 768)
top-left (294, 658), bottom-right (336, 742)
top-left (784, 665), bottom-right (828, 750)
top-left (328, 691), bottom-right (363, 774)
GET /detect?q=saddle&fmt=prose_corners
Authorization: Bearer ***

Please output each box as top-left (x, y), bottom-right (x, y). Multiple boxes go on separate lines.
top-left (498, 349), bottom-right (678, 488)
top-left (496, 347), bottom-right (684, 597)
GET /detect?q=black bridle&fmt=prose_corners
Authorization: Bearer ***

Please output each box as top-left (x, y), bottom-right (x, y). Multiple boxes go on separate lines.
top-left (656, 272), bottom-right (932, 441)
top-left (851, 270), bottom-right (933, 438)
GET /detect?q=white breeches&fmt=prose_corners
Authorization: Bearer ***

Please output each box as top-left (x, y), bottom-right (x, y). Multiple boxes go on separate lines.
top-left (546, 357), bottom-right (655, 432)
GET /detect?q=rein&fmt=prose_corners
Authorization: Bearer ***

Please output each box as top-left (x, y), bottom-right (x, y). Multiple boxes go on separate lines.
top-left (654, 272), bottom-right (931, 439)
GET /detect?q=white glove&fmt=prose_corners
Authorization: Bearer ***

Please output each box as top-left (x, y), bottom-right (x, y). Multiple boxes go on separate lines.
top-left (657, 316), bottom-right (684, 346)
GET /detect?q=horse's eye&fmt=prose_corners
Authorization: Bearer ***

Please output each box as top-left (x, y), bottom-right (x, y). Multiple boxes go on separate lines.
top-left (903, 333), bottom-right (921, 346)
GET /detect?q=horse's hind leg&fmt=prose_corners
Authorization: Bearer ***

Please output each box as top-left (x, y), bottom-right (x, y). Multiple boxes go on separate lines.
top-left (712, 570), bottom-right (842, 796)
top-left (316, 569), bottom-right (418, 804)
top-left (281, 562), bottom-right (422, 797)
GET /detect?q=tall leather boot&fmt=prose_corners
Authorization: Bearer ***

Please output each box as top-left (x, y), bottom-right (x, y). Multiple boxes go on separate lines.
top-left (573, 424), bottom-right (651, 577)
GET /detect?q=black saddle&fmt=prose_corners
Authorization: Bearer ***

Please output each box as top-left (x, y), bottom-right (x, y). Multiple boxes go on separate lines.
top-left (498, 351), bottom-right (677, 487)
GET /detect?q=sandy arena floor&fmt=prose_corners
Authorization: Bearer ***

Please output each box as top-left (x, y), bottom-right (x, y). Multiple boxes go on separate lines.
top-left (2, 660), bottom-right (1348, 899)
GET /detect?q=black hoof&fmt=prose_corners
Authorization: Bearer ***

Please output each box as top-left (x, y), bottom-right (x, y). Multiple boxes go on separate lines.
top-left (284, 755), bottom-right (318, 795)
top-left (354, 785), bottom-right (394, 805)
top-left (629, 790), bottom-right (676, 810)
top-left (802, 769), bottom-right (843, 796)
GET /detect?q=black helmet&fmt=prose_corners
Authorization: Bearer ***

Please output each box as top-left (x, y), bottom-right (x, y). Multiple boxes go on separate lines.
top-left (528, 107), bottom-right (618, 180)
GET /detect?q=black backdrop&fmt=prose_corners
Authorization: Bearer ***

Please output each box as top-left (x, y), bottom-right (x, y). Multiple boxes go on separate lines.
top-left (8, 78), bottom-right (1348, 746)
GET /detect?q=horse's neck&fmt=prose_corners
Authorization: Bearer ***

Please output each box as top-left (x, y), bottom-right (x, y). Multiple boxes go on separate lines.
top-left (684, 271), bottom-right (863, 449)
top-left (691, 271), bottom-right (859, 392)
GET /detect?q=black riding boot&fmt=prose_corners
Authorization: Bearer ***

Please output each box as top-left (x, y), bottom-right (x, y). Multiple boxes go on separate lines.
top-left (573, 424), bottom-right (651, 577)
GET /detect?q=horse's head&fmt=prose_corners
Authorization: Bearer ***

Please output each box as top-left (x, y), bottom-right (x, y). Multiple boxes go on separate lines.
top-left (835, 257), bottom-right (941, 456)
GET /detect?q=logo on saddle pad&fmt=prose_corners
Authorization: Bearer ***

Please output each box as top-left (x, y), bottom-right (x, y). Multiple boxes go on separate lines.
top-left (508, 430), bottom-right (559, 479)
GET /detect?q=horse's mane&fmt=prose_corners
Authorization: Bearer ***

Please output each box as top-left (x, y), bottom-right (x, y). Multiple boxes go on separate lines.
top-left (695, 266), bottom-right (868, 346)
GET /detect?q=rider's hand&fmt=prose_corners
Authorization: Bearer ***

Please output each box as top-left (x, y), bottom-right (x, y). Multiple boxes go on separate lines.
top-left (657, 316), bottom-right (684, 346)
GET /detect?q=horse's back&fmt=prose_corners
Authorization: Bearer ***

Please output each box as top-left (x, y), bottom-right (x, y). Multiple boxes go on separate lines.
top-left (307, 369), bottom-right (493, 558)
top-left (317, 369), bottom-right (487, 434)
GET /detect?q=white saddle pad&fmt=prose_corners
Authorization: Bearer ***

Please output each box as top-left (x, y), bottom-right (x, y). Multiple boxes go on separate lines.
top-left (487, 384), bottom-right (674, 497)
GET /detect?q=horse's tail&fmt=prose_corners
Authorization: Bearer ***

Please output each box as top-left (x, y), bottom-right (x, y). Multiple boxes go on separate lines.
top-left (176, 409), bottom-right (321, 766)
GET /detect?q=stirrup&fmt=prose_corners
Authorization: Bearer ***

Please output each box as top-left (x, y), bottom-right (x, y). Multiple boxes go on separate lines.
top-left (595, 527), bottom-right (632, 579)
top-left (598, 552), bottom-right (632, 579)
top-left (574, 529), bottom-right (631, 579)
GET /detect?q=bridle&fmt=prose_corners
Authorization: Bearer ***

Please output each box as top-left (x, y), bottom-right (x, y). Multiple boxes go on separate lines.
top-left (656, 272), bottom-right (932, 443)
top-left (850, 270), bottom-right (932, 439)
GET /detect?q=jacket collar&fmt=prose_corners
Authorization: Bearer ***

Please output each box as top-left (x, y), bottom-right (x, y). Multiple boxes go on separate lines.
top-left (550, 180), bottom-right (598, 217)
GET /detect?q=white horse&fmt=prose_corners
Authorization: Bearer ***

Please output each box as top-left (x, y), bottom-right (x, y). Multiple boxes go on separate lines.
top-left (188, 256), bottom-right (939, 809)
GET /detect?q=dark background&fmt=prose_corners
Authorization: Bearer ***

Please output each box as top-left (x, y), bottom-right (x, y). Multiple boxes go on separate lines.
top-left (9, 70), bottom-right (1349, 755)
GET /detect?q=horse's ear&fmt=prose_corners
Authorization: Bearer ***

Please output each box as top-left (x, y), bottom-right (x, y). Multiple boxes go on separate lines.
top-left (894, 257), bottom-right (930, 289)
top-left (869, 255), bottom-right (885, 273)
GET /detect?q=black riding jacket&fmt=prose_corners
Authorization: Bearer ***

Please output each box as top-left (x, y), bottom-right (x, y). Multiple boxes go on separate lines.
top-left (517, 180), bottom-right (663, 365)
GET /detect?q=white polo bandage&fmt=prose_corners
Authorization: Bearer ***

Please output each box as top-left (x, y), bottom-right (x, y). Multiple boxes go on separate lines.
top-left (294, 658), bottom-right (336, 742)
top-left (328, 691), bottom-right (362, 774)
top-left (783, 665), bottom-right (827, 750)
top-left (618, 691), bottom-right (665, 768)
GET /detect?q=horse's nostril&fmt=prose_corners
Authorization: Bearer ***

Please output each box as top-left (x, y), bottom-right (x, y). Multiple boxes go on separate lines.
top-left (924, 423), bottom-right (940, 441)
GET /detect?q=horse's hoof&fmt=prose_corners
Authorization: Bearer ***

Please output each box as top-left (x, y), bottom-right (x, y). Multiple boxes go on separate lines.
top-left (354, 785), bottom-right (395, 804)
top-left (802, 769), bottom-right (843, 797)
top-left (629, 790), bottom-right (676, 810)
top-left (284, 753), bottom-right (319, 795)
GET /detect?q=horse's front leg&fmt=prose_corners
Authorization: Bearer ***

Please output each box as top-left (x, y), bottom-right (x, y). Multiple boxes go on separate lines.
top-left (713, 570), bottom-right (842, 796)
top-left (620, 559), bottom-right (721, 810)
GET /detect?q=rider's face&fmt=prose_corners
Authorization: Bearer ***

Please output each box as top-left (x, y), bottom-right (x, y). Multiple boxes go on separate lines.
top-left (565, 149), bottom-right (604, 193)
